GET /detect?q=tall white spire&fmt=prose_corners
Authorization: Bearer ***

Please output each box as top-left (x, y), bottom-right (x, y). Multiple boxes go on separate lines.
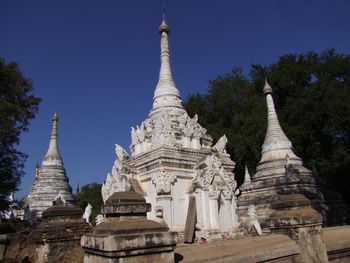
top-left (260, 80), bottom-right (299, 163)
top-left (150, 16), bottom-right (185, 116)
top-left (43, 112), bottom-right (63, 165)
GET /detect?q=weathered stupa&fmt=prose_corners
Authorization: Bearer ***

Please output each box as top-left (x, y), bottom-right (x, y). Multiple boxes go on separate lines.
top-left (238, 81), bottom-right (350, 229)
top-left (101, 17), bottom-right (239, 241)
top-left (26, 113), bottom-right (74, 218)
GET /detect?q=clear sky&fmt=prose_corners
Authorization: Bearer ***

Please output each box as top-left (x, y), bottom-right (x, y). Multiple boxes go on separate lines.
top-left (1, 0), bottom-right (349, 199)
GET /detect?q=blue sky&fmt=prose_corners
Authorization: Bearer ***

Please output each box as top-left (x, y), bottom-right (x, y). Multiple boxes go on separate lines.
top-left (1, 0), bottom-right (349, 199)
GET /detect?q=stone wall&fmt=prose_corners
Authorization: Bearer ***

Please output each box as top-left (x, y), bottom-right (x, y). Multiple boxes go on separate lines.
top-left (175, 226), bottom-right (350, 262)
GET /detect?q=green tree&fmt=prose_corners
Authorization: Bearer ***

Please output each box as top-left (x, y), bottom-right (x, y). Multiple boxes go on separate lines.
top-left (0, 58), bottom-right (41, 211)
top-left (185, 68), bottom-right (266, 184)
top-left (77, 183), bottom-right (103, 224)
top-left (185, 50), bottom-right (350, 203)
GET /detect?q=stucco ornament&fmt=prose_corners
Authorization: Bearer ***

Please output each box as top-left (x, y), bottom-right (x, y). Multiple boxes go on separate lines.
top-left (152, 168), bottom-right (176, 194)
top-left (247, 205), bottom-right (262, 235)
top-left (131, 127), bottom-right (139, 145)
top-left (101, 173), bottom-right (131, 203)
top-left (178, 113), bottom-right (207, 138)
top-left (101, 144), bottom-right (132, 203)
top-left (194, 154), bottom-right (237, 196)
top-left (95, 214), bottom-right (104, 225)
top-left (212, 135), bottom-right (228, 153)
top-left (83, 203), bottom-right (92, 226)
top-left (219, 166), bottom-right (237, 190)
top-left (151, 110), bottom-right (176, 148)
top-left (115, 144), bottom-right (129, 162)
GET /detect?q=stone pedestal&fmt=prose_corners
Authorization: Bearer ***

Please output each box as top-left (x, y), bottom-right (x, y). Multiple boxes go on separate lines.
top-left (267, 194), bottom-right (329, 263)
top-left (4, 203), bottom-right (91, 262)
top-left (81, 191), bottom-right (178, 263)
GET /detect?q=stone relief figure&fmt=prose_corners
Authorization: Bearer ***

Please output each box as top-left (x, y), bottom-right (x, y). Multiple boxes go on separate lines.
top-left (95, 214), bottom-right (104, 225)
top-left (83, 203), bottom-right (92, 226)
top-left (212, 135), bottom-right (228, 153)
top-left (247, 205), bottom-right (262, 235)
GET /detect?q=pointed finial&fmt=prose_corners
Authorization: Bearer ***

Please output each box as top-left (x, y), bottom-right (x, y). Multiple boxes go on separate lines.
top-left (244, 165), bottom-right (251, 183)
top-left (150, 4), bottom-right (185, 117)
top-left (53, 111), bottom-right (58, 121)
top-left (43, 112), bottom-right (63, 164)
top-left (162, 0), bottom-right (166, 19)
top-left (263, 78), bottom-right (273, 94)
top-left (159, 17), bottom-right (169, 34)
top-left (159, 1), bottom-right (169, 34)
top-left (35, 160), bottom-right (39, 177)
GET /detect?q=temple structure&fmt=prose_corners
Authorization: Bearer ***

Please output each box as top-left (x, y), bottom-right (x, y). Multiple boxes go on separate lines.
top-left (238, 81), bottom-right (350, 229)
top-left (101, 17), bottom-right (239, 241)
top-left (26, 113), bottom-right (74, 218)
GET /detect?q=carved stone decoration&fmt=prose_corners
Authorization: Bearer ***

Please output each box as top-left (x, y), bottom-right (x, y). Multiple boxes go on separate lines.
top-left (212, 135), bottom-right (228, 153)
top-left (151, 110), bottom-right (177, 148)
top-left (208, 186), bottom-right (220, 200)
top-left (95, 214), bottom-right (104, 225)
top-left (115, 144), bottom-right (129, 162)
top-left (152, 169), bottom-right (176, 195)
top-left (101, 173), bottom-right (131, 203)
top-left (247, 205), bottom-right (263, 235)
top-left (195, 169), bottom-right (214, 191)
top-left (194, 154), bottom-right (237, 195)
top-left (221, 185), bottom-right (233, 200)
top-left (101, 145), bottom-right (132, 203)
top-left (83, 203), bottom-right (92, 226)
top-left (177, 113), bottom-right (207, 139)
top-left (219, 166), bottom-right (237, 190)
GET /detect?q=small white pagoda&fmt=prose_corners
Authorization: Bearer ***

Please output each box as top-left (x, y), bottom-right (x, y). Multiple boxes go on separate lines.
top-left (101, 17), bottom-right (239, 241)
top-left (26, 113), bottom-right (74, 218)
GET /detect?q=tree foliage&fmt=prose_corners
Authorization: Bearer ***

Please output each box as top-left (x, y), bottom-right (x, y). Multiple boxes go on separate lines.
top-left (77, 183), bottom-right (103, 224)
top-left (184, 49), bottom-right (350, 203)
top-left (0, 58), bottom-right (41, 211)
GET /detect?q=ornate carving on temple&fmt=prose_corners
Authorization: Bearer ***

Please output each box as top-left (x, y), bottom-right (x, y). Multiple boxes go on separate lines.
top-left (152, 169), bottom-right (176, 195)
top-left (212, 135), bottom-right (228, 153)
top-left (101, 144), bottom-right (132, 203)
top-left (178, 113), bottom-right (207, 139)
top-left (194, 154), bottom-right (237, 193)
top-left (151, 110), bottom-right (177, 148)
top-left (247, 205), bottom-right (262, 235)
top-left (193, 154), bottom-right (239, 239)
top-left (83, 203), bottom-right (92, 226)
